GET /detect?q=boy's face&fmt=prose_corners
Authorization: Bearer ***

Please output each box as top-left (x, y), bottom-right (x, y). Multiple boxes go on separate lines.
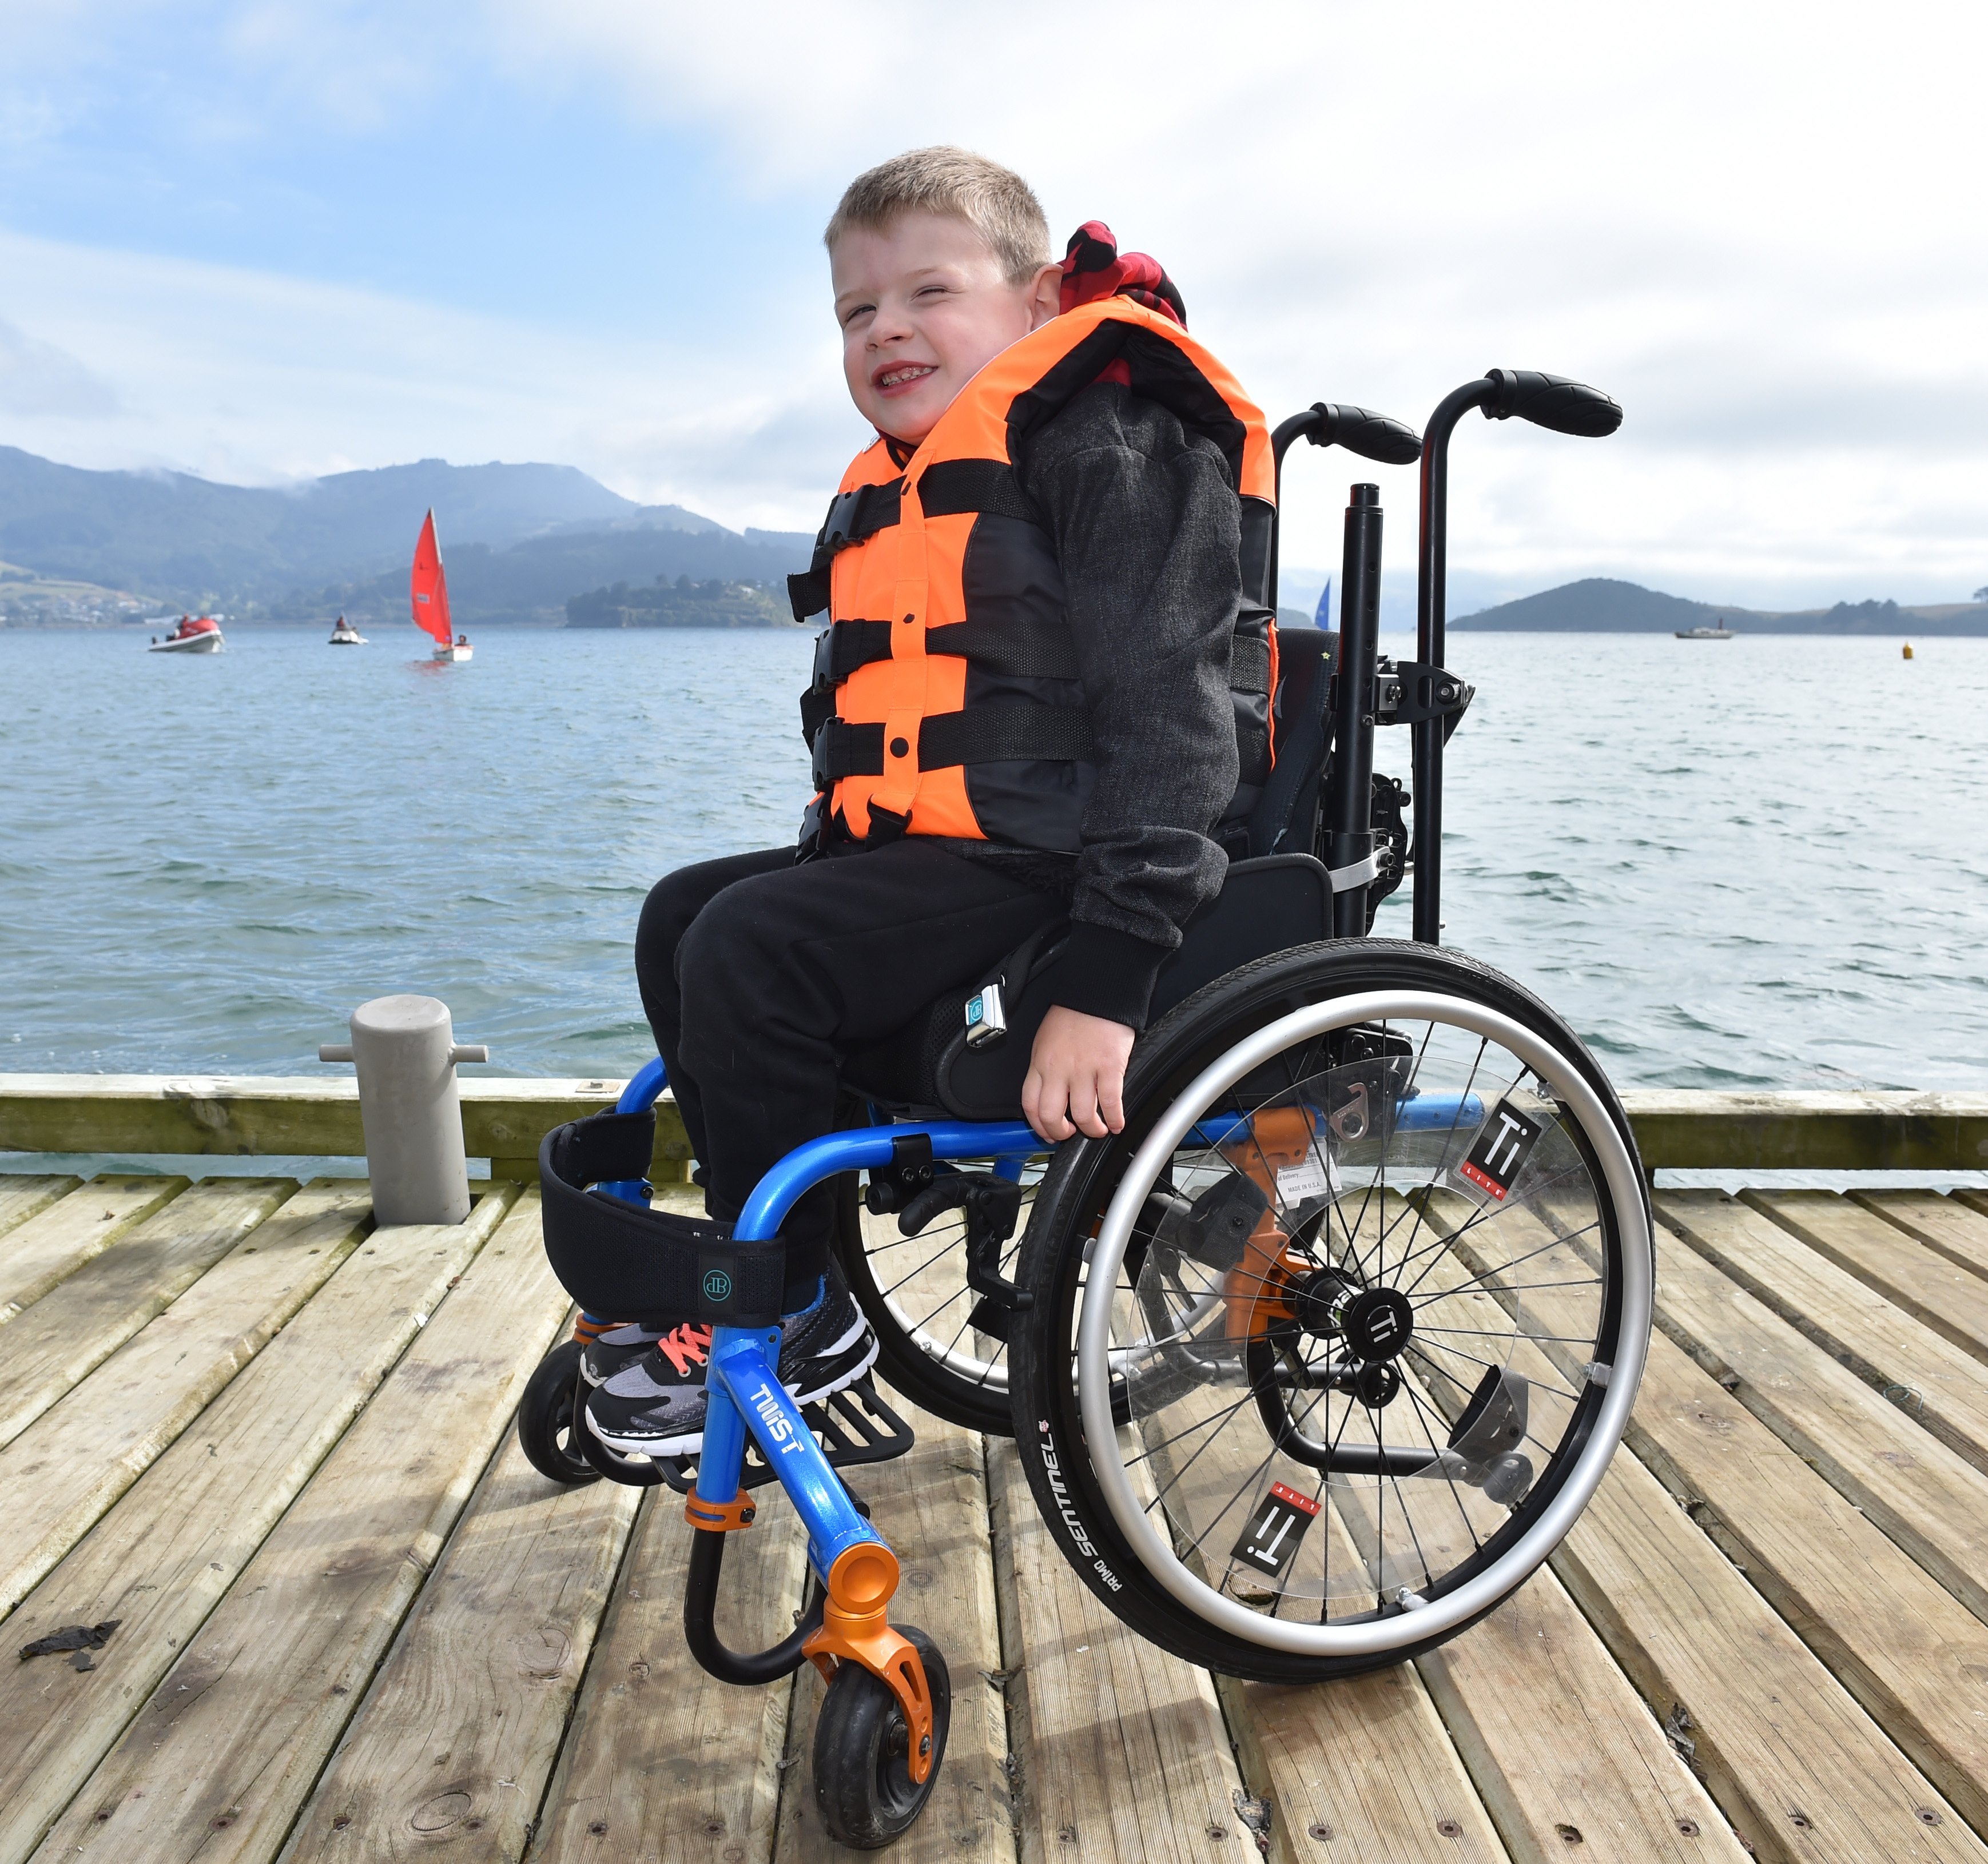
top-left (832, 210), bottom-right (1059, 444)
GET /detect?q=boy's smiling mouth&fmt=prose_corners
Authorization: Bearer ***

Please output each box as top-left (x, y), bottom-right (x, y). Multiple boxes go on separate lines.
top-left (874, 363), bottom-right (937, 393)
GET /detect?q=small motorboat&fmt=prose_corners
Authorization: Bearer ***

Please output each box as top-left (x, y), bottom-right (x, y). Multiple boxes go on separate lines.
top-left (411, 512), bottom-right (472, 663)
top-left (328, 615), bottom-right (368, 645)
top-left (1675, 620), bottom-right (1733, 639)
top-left (149, 615), bottom-right (224, 654)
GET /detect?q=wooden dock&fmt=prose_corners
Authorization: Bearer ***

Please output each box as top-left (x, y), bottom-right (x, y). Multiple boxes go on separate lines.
top-left (3, 1089), bottom-right (1988, 1862)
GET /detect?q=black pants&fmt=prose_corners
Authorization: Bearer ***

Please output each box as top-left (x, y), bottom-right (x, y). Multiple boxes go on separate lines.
top-left (635, 842), bottom-right (1062, 1305)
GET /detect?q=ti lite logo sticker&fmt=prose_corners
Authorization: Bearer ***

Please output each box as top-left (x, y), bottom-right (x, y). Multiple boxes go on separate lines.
top-left (1460, 1098), bottom-right (1544, 1202)
top-left (1230, 1481), bottom-right (1322, 1580)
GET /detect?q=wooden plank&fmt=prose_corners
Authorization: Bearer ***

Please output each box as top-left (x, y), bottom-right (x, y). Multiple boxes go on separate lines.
top-left (774, 1401), bottom-right (1014, 1864)
top-left (1553, 1455), bottom-right (1988, 1863)
top-left (1225, 1640), bottom-right (1514, 1864)
top-left (281, 1407), bottom-right (642, 1863)
top-left (0, 1176), bottom-right (294, 1449)
top-left (528, 1489), bottom-right (809, 1863)
top-left (0, 1181), bottom-right (373, 1615)
top-left (0, 1177), bottom-right (189, 1325)
top-left (1744, 1189), bottom-right (1988, 1367)
top-left (12, 1077), bottom-right (1988, 1174)
top-left (1400, 1207), bottom-right (1986, 1859)
top-left (0, 1176), bottom-right (79, 1242)
top-left (1634, 1206), bottom-right (1988, 1629)
top-left (1413, 1558), bottom-right (1739, 1864)
top-left (0, 1073), bottom-right (691, 1174)
top-left (985, 1439), bottom-right (1248, 1863)
top-left (36, 1189), bottom-right (567, 1863)
top-left (1616, 1090), bottom-right (1988, 1172)
top-left (1850, 1190), bottom-right (1988, 1285)
top-left (1656, 1190), bottom-right (1988, 1476)
top-left (1433, 1192), bottom-right (1988, 1842)
top-left (1954, 1188), bottom-right (1988, 1225)
top-left (0, 1186), bottom-right (519, 1864)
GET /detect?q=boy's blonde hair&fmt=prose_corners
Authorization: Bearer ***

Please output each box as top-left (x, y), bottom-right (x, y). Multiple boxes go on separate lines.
top-left (825, 147), bottom-right (1051, 285)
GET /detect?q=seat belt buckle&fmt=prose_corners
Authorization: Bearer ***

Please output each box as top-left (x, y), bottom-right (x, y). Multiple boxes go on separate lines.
top-left (964, 982), bottom-right (1008, 1049)
top-left (820, 485), bottom-right (868, 549)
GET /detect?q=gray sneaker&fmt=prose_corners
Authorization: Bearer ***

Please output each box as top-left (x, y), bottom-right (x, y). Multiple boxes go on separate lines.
top-left (583, 1276), bottom-right (877, 1459)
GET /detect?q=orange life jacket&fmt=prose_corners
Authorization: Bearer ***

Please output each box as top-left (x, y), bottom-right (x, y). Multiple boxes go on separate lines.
top-left (792, 295), bottom-right (1278, 854)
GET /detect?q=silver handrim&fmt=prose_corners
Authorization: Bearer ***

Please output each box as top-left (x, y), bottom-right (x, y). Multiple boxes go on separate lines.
top-left (1076, 989), bottom-right (1651, 1656)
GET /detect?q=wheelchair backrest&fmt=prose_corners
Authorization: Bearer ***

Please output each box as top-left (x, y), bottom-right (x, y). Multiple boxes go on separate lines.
top-left (1246, 626), bottom-right (1336, 861)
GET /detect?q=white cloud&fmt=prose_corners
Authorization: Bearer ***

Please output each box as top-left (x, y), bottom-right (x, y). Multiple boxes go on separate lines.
top-left (2, 0), bottom-right (1985, 603)
top-left (0, 314), bottom-right (120, 417)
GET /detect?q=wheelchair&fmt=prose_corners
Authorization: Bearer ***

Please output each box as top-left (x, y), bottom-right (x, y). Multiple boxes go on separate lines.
top-left (519, 370), bottom-right (1652, 1849)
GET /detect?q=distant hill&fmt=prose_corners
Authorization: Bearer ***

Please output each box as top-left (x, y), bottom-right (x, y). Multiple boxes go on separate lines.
top-left (0, 444), bottom-right (810, 621)
top-left (277, 524), bottom-right (809, 628)
top-left (567, 576), bottom-right (790, 629)
top-left (1454, 577), bottom-right (1988, 635)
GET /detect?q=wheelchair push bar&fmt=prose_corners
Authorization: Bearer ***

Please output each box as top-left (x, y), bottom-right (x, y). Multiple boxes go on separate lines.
top-left (1408, 370), bottom-right (1622, 943)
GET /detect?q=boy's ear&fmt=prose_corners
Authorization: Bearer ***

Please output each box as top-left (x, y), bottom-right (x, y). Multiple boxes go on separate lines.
top-left (1025, 261), bottom-right (1063, 330)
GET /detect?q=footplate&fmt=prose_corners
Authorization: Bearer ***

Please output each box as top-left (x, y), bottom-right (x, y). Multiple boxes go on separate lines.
top-left (586, 1375), bottom-right (916, 1492)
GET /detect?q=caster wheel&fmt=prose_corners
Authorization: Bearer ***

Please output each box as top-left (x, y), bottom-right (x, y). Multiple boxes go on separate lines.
top-left (516, 1340), bottom-right (600, 1485)
top-left (812, 1625), bottom-right (951, 1849)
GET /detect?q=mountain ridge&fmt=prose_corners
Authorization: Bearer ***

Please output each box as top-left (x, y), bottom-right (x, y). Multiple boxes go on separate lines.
top-left (1453, 576), bottom-right (1988, 635)
top-left (0, 444), bottom-right (808, 616)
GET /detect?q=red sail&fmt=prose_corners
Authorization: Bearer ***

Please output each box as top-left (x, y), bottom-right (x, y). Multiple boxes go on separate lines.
top-left (410, 508), bottom-right (453, 646)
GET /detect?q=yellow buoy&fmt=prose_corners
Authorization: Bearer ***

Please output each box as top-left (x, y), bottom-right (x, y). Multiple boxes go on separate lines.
top-left (1903, 642), bottom-right (1914, 660)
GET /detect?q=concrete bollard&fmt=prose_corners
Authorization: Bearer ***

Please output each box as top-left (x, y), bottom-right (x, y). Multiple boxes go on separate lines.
top-left (320, 995), bottom-right (488, 1225)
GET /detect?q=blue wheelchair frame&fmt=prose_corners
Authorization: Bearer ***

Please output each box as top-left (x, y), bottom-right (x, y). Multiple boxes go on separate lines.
top-left (587, 1054), bottom-right (1484, 1585)
top-left (594, 1054), bottom-right (1036, 1582)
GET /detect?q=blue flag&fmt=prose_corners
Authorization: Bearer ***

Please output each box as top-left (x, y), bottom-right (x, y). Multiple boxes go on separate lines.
top-left (1313, 577), bottom-right (1333, 627)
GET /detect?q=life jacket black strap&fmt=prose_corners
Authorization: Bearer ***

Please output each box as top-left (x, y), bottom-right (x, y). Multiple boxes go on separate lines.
top-left (538, 1110), bottom-right (788, 1327)
top-left (812, 703), bottom-right (1096, 791)
top-left (811, 618), bottom-right (1083, 694)
top-left (916, 458), bottom-right (1039, 524)
top-left (788, 479), bottom-right (906, 621)
top-left (925, 623), bottom-right (1082, 680)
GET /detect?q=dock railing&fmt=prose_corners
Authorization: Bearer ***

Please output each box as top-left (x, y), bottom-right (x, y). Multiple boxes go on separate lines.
top-left (1, 1077), bottom-right (1985, 1182)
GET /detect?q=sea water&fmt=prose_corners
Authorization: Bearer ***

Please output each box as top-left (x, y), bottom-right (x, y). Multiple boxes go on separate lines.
top-left (1, 627), bottom-right (1983, 1094)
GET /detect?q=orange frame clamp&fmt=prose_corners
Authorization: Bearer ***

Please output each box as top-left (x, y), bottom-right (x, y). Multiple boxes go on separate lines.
top-left (684, 1489), bottom-right (757, 1532)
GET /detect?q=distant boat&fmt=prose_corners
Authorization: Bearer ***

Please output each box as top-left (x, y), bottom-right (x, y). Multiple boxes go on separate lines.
top-left (1675, 619), bottom-right (1734, 639)
top-left (328, 614), bottom-right (368, 646)
top-left (411, 510), bottom-right (473, 663)
top-left (149, 614), bottom-right (224, 654)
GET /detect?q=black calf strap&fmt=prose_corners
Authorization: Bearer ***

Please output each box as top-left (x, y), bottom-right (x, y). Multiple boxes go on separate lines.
top-left (538, 1110), bottom-right (787, 1328)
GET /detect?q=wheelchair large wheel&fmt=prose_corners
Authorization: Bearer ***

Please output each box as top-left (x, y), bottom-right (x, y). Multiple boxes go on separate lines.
top-left (1009, 938), bottom-right (1651, 1683)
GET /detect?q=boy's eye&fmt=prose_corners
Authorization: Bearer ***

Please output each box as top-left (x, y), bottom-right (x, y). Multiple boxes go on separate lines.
top-left (840, 302), bottom-right (874, 327)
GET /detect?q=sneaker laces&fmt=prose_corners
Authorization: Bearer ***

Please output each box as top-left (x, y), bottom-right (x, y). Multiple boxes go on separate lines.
top-left (655, 1322), bottom-right (713, 1378)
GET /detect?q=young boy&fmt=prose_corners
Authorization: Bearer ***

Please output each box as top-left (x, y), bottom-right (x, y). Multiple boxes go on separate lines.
top-left (585, 147), bottom-right (1274, 1456)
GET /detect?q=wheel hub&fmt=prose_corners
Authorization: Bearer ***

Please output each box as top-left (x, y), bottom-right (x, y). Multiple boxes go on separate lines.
top-left (1340, 1287), bottom-right (1414, 1362)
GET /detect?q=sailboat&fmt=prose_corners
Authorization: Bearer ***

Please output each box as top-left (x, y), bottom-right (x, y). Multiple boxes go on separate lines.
top-left (411, 509), bottom-right (472, 663)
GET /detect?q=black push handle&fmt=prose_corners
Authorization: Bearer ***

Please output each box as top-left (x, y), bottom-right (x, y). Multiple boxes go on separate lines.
top-left (1482, 370), bottom-right (1622, 438)
top-left (1271, 404), bottom-right (1422, 471)
top-left (1306, 403), bottom-right (1423, 465)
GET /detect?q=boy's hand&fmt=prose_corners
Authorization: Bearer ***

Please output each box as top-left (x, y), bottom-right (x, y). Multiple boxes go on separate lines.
top-left (1023, 1006), bottom-right (1136, 1144)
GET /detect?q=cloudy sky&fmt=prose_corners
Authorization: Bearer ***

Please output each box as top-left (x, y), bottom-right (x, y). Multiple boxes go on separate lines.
top-left (1, 0), bottom-right (1983, 608)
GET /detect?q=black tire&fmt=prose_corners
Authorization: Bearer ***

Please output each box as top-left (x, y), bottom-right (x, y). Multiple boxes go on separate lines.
top-left (516, 1340), bottom-right (601, 1487)
top-left (812, 1624), bottom-right (951, 1849)
top-left (1008, 938), bottom-right (1651, 1683)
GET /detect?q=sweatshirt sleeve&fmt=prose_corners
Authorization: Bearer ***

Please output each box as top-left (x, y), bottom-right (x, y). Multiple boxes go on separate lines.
top-left (1016, 383), bottom-right (1243, 1030)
